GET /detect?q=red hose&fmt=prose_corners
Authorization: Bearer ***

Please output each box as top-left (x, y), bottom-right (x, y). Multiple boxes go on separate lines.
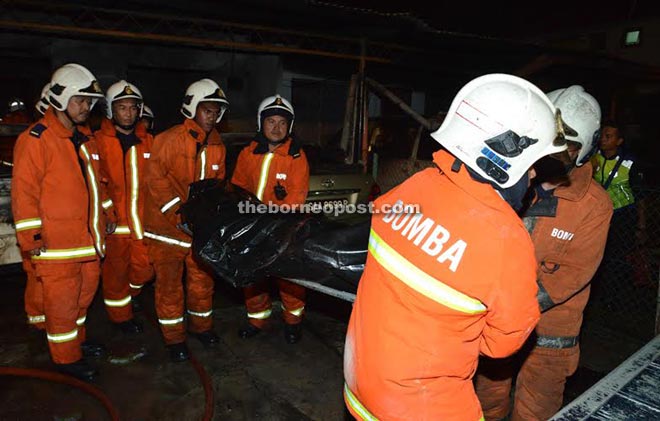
top-left (0, 366), bottom-right (121, 421)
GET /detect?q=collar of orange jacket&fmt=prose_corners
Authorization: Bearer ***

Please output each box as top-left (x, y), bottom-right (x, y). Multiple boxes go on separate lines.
top-left (184, 118), bottom-right (222, 145)
top-left (553, 162), bottom-right (593, 202)
top-left (433, 149), bottom-right (516, 212)
top-left (251, 137), bottom-right (294, 156)
top-left (43, 107), bottom-right (93, 139)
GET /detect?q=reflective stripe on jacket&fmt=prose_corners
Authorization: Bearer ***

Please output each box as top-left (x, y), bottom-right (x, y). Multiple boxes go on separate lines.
top-left (95, 118), bottom-right (153, 240)
top-left (344, 149), bottom-right (539, 420)
top-left (11, 108), bottom-right (106, 262)
top-left (231, 138), bottom-right (309, 206)
top-left (143, 118), bottom-right (226, 246)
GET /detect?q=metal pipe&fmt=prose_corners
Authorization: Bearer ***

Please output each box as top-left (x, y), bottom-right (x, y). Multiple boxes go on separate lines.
top-left (365, 77), bottom-right (438, 131)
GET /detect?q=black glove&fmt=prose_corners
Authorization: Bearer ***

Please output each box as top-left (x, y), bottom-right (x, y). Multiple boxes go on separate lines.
top-left (274, 182), bottom-right (288, 200)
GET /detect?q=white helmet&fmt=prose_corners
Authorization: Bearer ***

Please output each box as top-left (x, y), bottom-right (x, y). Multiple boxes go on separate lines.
top-left (546, 86), bottom-right (601, 166)
top-left (105, 80), bottom-right (143, 119)
top-left (36, 83), bottom-right (50, 115)
top-left (180, 78), bottom-right (228, 123)
top-left (257, 95), bottom-right (295, 134)
top-left (142, 104), bottom-right (154, 120)
top-left (431, 73), bottom-right (566, 188)
top-left (48, 63), bottom-right (104, 111)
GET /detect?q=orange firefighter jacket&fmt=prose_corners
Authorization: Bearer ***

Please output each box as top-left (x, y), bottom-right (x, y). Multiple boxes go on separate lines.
top-left (231, 137), bottom-right (309, 206)
top-left (95, 118), bottom-right (153, 240)
top-left (12, 108), bottom-right (106, 262)
top-left (525, 163), bottom-right (612, 340)
top-left (143, 118), bottom-right (226, 249)
top-left (344, 149), bottom-right (540, 421)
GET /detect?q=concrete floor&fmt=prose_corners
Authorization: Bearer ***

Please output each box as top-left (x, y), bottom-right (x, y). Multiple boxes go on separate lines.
top-left (0, 267), bottom-right (650, 420)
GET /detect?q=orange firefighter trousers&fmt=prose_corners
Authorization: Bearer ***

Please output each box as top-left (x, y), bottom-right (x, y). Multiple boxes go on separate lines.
top-left (244, 278), bottom-right (306, 328)
top-left (150, 244), bottom-right (214, 344)
top-left (476, 344), bottom-right (580, 420)
top-left (36, 259), bottom-right (100, 364)
top-left (102, 236), bottom-right (153, 322)
top-left (23, 253), bottom-right (45, 330)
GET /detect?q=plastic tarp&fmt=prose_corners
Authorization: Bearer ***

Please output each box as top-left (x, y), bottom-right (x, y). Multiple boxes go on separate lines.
top-left (179, 180), bottom-right (368, 301)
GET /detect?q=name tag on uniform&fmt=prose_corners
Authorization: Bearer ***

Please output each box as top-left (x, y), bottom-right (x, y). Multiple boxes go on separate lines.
top-left (143, 153), bottom-right (150, 159)
top-left (276, 173), bottom-right (287, 180)
top-left (212, 164), bottom-right (220, 170)
top-left (91, 154), bottom-right (100, 160)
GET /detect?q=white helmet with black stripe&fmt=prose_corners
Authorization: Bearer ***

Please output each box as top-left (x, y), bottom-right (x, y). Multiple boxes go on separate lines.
top-left (105, 80), bottom-right (143, 119)
top-left (545, 85), bottom-right (601, 167)
top-left (431, 73), bottom-right (566, 188)
top-left (36, 83), bottom-right (50, 115)
top-left (48, 63), bottom-right (104, 111)
top-left (257, 94), bottom-right (294, 134)
top-left (180, 78), bottom-right (229, 123)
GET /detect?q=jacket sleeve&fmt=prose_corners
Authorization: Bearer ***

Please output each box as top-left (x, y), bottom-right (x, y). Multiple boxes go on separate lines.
top-left (285, 150), bottom-right (310, 206)
top-left (230, 147), bottom-right (251, 191)
top-left (536, 198), bottom-right (613, 311)
top-left (95, 143), bottom-right (118, 224)
top-left (145, 134), bottom-right (180, 226)
top-left (479, 235), bottom-right (540, 358)
top-left (11, 133), bottom-right (45, 251)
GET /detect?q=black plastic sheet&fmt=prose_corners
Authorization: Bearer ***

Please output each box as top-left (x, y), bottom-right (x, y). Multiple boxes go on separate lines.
top-left (180, 180), bottom-right (368, 298)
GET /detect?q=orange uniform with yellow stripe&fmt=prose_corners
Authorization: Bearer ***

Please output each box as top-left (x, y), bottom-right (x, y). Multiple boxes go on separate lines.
top-left (11, 108), bottom-right (106, 364)
top-left (95, 118), bottom-right (154, 322)
top-left (343, 150), bottom-right (540, 421)
top-left (231, 137), bottom-right (309, 327)
top-left (143, 118), bottom-right (226, 344)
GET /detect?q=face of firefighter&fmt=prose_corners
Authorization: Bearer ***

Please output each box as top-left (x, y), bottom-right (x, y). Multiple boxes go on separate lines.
top-left (66, 96), bottom-right (93, 125)
top-left (112, 98), bottom-right (139, 132)
top-left (599, 126), bottom-right (623, 156)
top-left (263, 115), bottom-right (290, 143)
top-left (194, 101), bottom-right (221, 133)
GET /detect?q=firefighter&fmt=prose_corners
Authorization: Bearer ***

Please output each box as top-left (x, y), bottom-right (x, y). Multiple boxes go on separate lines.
top-left (140, 105), bottom-right (155, 134)
top-left (475, 86), bottom-right (613, 421)
top-left (143, 78), bottom-right (228, 362)
top-left (343, 74), bottom-right (567, 420)
top-left (95, 80), bottom-right (154, 334)
top-left (22, 82), bottom-right (52, 331)
top-left (231, 95), bottom-right (310, 344)
top-left (12, 63), bottom-right (109, 380)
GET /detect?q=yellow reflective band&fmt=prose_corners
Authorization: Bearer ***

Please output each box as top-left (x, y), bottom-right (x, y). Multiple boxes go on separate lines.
top-left (102, 199), bottom-right (114, 210)
top-left (187, 309), bottom-right (213, 318)
top-left (344, 383), bottom-right (379, 421)
top-left (32, 246), bottom-right (97, 260)
top-left (128, 147), bottom-right (144, 239)
top-left (281, 303), bottom-right (305, 317)
top-left (256, 153), bottom-right (274, 201)
top-left (76, 315), bottom-right (86, 326)
top-left (368, 229), bottom-right (486, 314)
top-left (112, 226), bottom-right (131, 235)
top-left (104, 295), bottom-right (132, 307)
top-left (15, 218), bottom-right (42, 231)
top-left (199, 148), bottom-right (207, 181)
top-left (160, 197), bottom-right (181, 213)
top-left (47, 328), bottom-right (78, 343)
top-left (144, 232), bottom-right (191, 248)
top-left (247, 309), bottom-right (272, 320)
top-left (80, 145), bottom-right (103, 256)
top-left (28, 315), bottom-right (46, 324)
top-left (158, 317), bottom-right (184, 325)
top-left (129, 283), bottom-right (143, 290)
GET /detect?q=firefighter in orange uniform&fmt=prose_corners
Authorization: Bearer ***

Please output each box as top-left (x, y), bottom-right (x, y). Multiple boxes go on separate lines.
top-left (144, 79), bottom-right (227, 362)
top-left (475, 86), bottom-right (613, 421)
top-left (12, 63), bottom-right (109, 380)
top-left (231, 95), bottom-right (310, 344)
top-left (95, 80), bottom-right (154, 334)
top-left (21, 82), bottom-right (51, 331)
top-left (343, 74), bottom-right (567, 420)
